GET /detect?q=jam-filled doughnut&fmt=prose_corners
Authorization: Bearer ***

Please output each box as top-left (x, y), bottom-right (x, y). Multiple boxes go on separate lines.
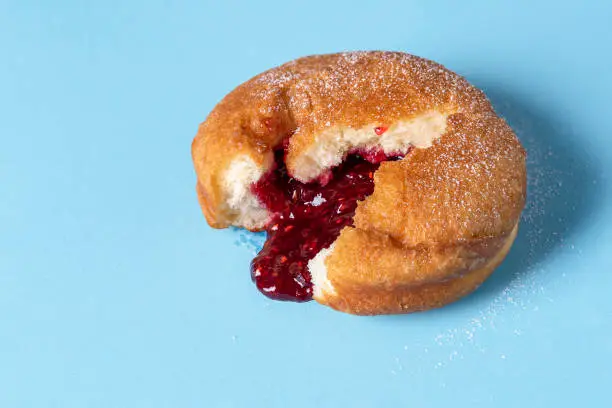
top-left (191, 51), bottom-right (526, 315)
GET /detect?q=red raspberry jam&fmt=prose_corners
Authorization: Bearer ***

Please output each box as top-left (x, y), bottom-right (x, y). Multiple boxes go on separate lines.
top-left (250, 150), bottom-right (404, 302)
top-left (374, 126), bottom-right (388, 136)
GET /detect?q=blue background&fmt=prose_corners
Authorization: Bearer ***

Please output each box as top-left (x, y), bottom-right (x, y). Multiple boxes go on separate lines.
top-left (1, 1), bottom-right (611, 407)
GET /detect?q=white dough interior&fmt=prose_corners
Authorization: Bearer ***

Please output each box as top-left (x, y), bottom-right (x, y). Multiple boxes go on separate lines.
top-left (223, 111), bottom-right (451, 295)
top-left (291, 111), bottom-right (449, 182)
top-left (223, 156), bottom-right (271, 229)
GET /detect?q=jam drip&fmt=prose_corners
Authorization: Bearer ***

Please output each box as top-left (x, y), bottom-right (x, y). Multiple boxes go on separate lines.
top-left (251, 150), bottom-right (402, 302)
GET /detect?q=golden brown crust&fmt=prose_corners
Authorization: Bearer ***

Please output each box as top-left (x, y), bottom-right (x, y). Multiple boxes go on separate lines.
top-left (354, 112), bottom-right (526, 246)
top-left (191, 51), bottom-right (527, 314)
top-left (191, 51), bottom-right (519, 228)
top-left (317, 225), bottom-right (518, 315)
top-left (196, 181), bottom-right (222, 229)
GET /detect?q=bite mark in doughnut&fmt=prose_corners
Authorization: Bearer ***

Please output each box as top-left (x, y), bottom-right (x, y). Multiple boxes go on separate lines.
top-left (250, 149), bottom-right (406, 302)
top-left (191, 51), bottom-right (527, 315)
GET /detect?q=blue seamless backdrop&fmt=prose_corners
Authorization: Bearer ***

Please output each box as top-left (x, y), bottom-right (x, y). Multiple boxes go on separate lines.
top-left (1, 1), bottom-right (611, 407)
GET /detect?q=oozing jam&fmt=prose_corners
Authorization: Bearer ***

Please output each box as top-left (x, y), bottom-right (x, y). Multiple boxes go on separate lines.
top-left (250, 147), bottom-right (405, 302)
top-left (374, 126), bottom-right (388, 136)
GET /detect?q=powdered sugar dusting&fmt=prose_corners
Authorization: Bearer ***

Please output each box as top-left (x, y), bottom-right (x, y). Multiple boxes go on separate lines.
top-left (306, 193), bottom-right (326, 207)
top-left (213, 52), bottom-right (525, 312)
top-left (396, 88), bottom-right (599, 370)
top-left (246, 51), bottom-right (487, 134)
top-left (246, 52), bottom-right (524, 247)
top-left (211, 54), bottom-right (600, 377)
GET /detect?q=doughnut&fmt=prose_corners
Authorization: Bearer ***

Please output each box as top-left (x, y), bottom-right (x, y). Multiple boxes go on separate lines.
top-left (191, 51), bottom-right (526, 315)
